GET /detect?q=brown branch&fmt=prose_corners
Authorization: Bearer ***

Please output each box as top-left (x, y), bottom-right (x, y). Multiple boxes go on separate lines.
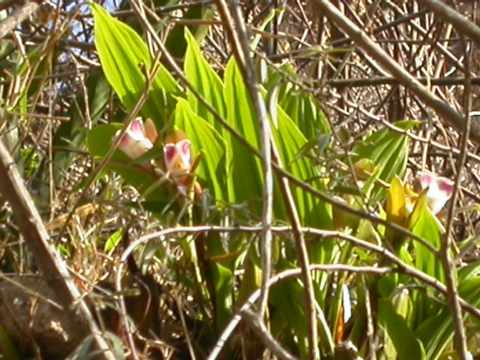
top-left (422, 0), bottom-right (480, 47)
top-left (241, 308), bottom-right (298, 360)
top-left (441, 36), bottom-right (473, 359)
top-left (0, 140), bottom-right (115, 359)
top-left (310, 0), bottom-right (480, 144)
top-left (327, 76), bottom-right (480, 88)
top-left (213, 0), bottom-right (275, 325)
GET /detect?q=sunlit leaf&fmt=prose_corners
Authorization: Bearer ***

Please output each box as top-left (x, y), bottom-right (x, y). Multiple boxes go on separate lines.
top-left (272, 108), bottom-right (332, 227)
top-left (379, 298), bottom-right (426, 360)
top-left (223, 58), bottom-right (263, 206)
top-left (184, 29), bottom-right (226, 124)
top-left (353, 120), bottom-right (419, 201)
top-left (410, 193), bottom-right (445, 283)
top-left (91, 3), bottom-right (179, 126)
top-left (104, 229), bottom-right (123, 255)
top-left (280, 89), bottom-right (331, 140)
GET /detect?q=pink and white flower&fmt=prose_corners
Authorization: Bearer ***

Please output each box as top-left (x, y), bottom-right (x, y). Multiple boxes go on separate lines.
top-left (418, 171), bottom-right (454, 214)
top-left (163, 139), bottom-right (192, 194)
top-left (117, 118), bottom-right (157, 159)
top-left (163, 139), bottom-right (192, 176)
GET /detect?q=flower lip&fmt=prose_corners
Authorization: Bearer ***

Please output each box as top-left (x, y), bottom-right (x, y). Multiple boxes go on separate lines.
top-left (438, 177), bottom-right (454, 194)
top-left (163, 139), bottom-right (192, 176)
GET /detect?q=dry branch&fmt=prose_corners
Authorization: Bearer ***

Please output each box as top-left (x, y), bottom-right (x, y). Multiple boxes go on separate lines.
top-left (0, 139), bottom-right (115, 360)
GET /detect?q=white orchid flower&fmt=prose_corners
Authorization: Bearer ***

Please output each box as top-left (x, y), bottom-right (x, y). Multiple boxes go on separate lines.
top-left (418, 171), bottom-right (454, 214)
top-left (117, 118), bottom-right (157, 160)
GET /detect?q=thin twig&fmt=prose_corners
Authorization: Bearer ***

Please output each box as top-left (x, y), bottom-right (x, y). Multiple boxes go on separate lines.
top-left (310, 0), bottom-right (480, 144)
top-left (114, 225), bottom-right (480, 323)
top-left (241, 308), bottom-right (298, 360)
top-left (441, 35), bottom-right (473, 359)
top-left (422, 0), bottom-right (480, 47)
top-left (213, 0), bottom-right (274, 322)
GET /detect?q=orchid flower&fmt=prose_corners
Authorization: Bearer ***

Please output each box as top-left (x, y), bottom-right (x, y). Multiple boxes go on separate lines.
top-left (418, 171), bottom-right (454, 214)
top-left (163, 139), bottom-right (192, 194)
top-left (117, 118), bottom-right (158, 160)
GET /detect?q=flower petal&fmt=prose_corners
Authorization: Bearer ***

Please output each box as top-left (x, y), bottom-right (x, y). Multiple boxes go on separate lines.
top-left (129, 118), bottom-right (145, 136)
top-left (164, 143), bottom-right (178, 170)
top-left (144, 118), bottom-right (158, 144)
top-left (418, 171), bottom-right (454, 214)
top-left (117, 118), bottom-right (153, 159)
top-left (176, 139), bottom-right (191, 167)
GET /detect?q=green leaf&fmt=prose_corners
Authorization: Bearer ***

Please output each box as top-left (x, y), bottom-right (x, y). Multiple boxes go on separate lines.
top-left (211, 262), bottom-right (234, 332)
top-left (91, 3), bottom-right (179, 126)
top-left (174, 99), bottom-right (228, 201)
top-left (165, 4), bottom-right (213, 58)
top-left (223, 58), bottom-right (263, 206)
top-left (415, 267), bottom-right (480, 360)
top-left (272, 108), bottom-right (332, 228)
top-left (280, 89), bottom-right (331, 140)
top-left (353, 120), bottom-right (419, 201)
top-left (410, 194), bottom-right (445, 283)
top-left (270, 274), bottom-right (309, 358)
top-left (379, 298), bottom-right (426, 360)
top-left (184, 28), bottom-right (227, 131)
top-left (104, 229), bottom-right (123, 254)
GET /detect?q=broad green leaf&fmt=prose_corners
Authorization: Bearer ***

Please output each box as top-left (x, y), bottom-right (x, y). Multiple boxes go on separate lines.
top-left (410, 194), bottom-right (445, 283)
top-left (280, 90), bottom-right (331, 140)
top-left (184, 29), bottom-right (227, 131)
top-left (416, 310), bottom-right (454, 360)
top-left (224, 58), bottom-right (263, 206)
top-left (91, 3), bottom-right (179, 126)
top-left (379, 298), bottom-right (426, 360)
top-left (174, 99), bottom-right (228, 201)
top-left (270, 274), bottom-right (309, 358)
top-left (272, 108), bottom-right (332, 228)
top-left (166, 4), bottom-right (213, 58)
top-left (416, 269), bottom-right (480, 360)
top-left (353, 120), bottom-right (419, 201)
top-left (211, 262), bottom-right (234, 332)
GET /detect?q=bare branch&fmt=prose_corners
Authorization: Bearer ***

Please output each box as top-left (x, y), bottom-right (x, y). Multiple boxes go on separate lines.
top-left (310, 0), bottom-right (480, 144)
